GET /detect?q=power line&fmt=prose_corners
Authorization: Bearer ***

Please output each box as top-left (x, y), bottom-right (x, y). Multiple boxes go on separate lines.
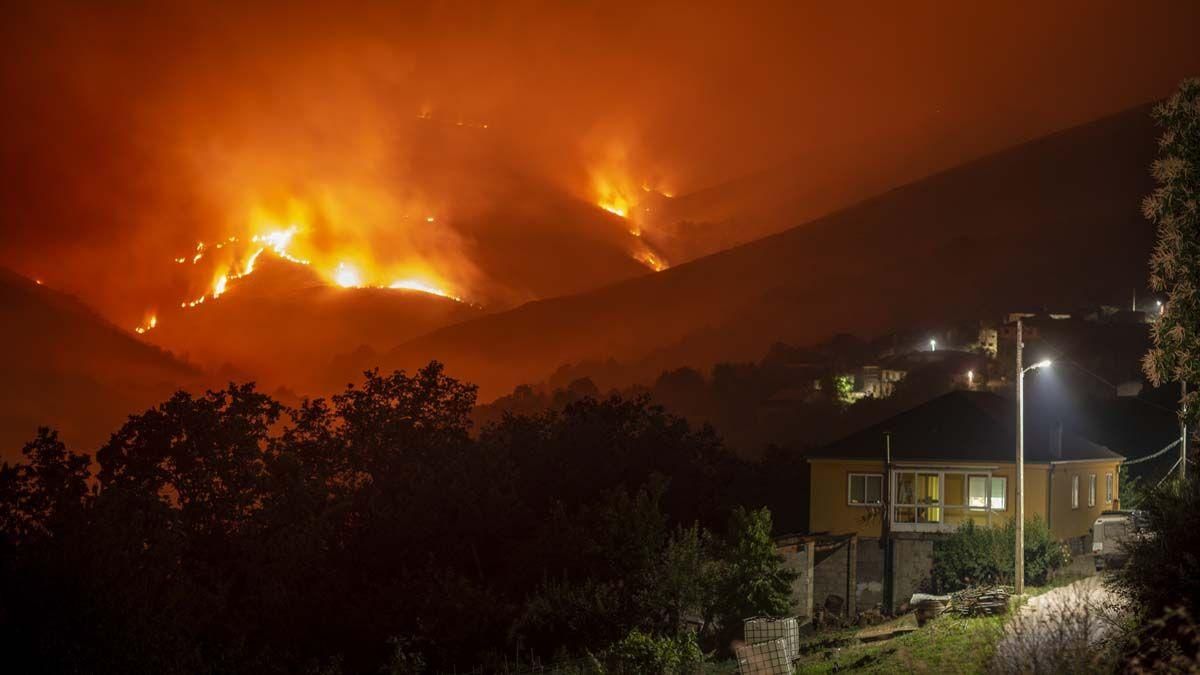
top-left (1122, 438), bottom-right (1181, 465)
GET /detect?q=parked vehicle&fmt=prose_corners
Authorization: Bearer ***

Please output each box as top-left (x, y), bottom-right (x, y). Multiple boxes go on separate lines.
top-left (1091, 510), bottom-right (1146, 571)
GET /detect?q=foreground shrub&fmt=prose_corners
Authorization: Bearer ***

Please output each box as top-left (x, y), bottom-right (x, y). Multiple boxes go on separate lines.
top-left (1113, 478), bottom-right (1200, 619)
top-left (598, 629), bottom-right (702, 675)
top-left (932, 517), bottom-right (1069, 592)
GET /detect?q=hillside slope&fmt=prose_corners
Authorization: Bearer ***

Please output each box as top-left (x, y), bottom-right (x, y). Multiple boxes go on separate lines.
top-left (380, 105), bottom-right (1160, 399)
top-left (0, 269), bottom-right (198, 459)
top-left (143, 255), bottom-right (485, 393)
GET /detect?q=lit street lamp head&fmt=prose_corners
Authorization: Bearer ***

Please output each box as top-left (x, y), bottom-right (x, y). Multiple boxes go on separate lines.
top-left (1022, 359), bottom-right (1052, 374)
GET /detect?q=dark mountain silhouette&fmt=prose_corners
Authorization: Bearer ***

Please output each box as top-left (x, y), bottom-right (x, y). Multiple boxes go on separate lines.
top-left (0, 268), bottom-right (198, 459)
top-left (378, 105), bottom-right (1159, 400)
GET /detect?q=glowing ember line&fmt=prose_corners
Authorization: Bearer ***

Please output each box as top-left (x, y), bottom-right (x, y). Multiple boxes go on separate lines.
top-left (388, 278), bottom-right (462, 302)
top-left (134, 315), bottom-right (157, 334)
top-left (634, 249), bottom-right (669, 272)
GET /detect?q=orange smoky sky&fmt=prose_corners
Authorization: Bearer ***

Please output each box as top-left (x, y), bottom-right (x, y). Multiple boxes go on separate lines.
top-left (1, 0), bottom-right (1199, 326)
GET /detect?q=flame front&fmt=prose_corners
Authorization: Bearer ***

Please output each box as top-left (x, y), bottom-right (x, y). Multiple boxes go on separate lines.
top-left (131, 200), bottom-right (468, 337)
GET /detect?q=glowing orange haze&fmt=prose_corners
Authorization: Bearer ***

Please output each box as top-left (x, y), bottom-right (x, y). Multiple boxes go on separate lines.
top-left (3, 1), bottom-right (1199, 338)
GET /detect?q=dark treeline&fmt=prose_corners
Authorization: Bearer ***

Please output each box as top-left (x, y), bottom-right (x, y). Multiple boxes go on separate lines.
top-left (477, 339), bottom-right (974, 458)
top-left (0, 362), bottom-right (798, 673)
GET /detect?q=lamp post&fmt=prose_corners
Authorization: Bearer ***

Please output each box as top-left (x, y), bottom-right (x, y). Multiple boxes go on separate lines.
top-left (1015, 316), bottom-right (1052, 595)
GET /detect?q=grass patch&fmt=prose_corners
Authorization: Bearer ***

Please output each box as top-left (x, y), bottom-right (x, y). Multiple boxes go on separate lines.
top-left (792, 574), bottom-right (1094, 674)
top-left (793, 612), bottom-right (1007, 674)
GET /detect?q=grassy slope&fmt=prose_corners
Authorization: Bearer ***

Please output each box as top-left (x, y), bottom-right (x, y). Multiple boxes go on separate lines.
top-left (791, 573), bottom-right (1090, 674)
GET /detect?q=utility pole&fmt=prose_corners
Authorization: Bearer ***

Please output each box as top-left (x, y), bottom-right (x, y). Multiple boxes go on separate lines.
top-left (1015, 318), bottom-right (1025, 595)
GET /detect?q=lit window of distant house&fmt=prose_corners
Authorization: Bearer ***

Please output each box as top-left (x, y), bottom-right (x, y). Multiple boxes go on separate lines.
top-left (1106, 473), bottom-right (1114, 504)
top-left (848, 474), bottom-right (883, 505)
top-left (1071, 475), bottom-right (1080, 509)
top-left (1088, 474), bottom-right (1097, 508)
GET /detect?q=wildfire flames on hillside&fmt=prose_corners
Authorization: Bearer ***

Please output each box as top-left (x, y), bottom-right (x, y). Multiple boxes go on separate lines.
top-left (129, 200), bottom-right (472, 335)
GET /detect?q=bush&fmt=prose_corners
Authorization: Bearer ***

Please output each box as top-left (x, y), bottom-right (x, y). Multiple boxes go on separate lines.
top-left (598, 630), bottom-right (702, 675)
top-left (1113, 478), bottom-right (1200, 620)
top-left (931, 517), bottom-right (1069, 592)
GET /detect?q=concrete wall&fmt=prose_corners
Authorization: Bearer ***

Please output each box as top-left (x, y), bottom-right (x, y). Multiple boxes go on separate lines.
top-left (891, 534), bottom-right (935, 607)
top-left (812, 538), bottom-right (855, 617)
top-left (777, 539), bottom-right (813, 619)
top-left (777, 536), bottom-right (858, 619)
top-left (855, 537), bottom-right (885, 609)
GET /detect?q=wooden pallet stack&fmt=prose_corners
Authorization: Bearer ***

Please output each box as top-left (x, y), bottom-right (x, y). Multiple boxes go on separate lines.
top-left (950, 586), bottom-right (1012, 617)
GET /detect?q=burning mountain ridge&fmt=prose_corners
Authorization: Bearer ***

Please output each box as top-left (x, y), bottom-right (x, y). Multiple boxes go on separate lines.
top-left (141, 252), bottom-right (483, 393)
top-left (375, 105), bottom-right (1162, 399)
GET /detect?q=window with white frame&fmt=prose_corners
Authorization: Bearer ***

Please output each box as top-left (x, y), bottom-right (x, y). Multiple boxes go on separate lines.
top-left (1071, 475), bottom-right (1080, 509)
top-left (893, 471), bottom-right (945, 524)
top-left (968, 475), bottom-right (989, 508)
top-left (1088, 474), bottom-right (1097, 508)
top-left (1106, 473), bottom-right (1114, 503)
top-left (848, 473), bottom-right (883, 505)
top-left (990, 476), bottom-right (1007, 510)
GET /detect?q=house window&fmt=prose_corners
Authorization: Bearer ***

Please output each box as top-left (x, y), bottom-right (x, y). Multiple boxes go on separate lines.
top-left (1106, 473), bottom-right (1114, 503)
top-left (893, 471), bottom-right (941, 523)
top-left (848, 473), bottom-right (883, 505)
top-left (1088, 474), bottom-right (1097, 508)
top-left (1071, 475), bottom-right (1080, 509)
top-left (990, 476), bottom-right (1007, 510)
top-left (968, 475), bottom-right (989, 509)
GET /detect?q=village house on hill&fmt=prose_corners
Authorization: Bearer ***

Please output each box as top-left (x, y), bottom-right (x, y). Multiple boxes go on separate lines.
top-left (779, 390), bottom-right (1123, 620)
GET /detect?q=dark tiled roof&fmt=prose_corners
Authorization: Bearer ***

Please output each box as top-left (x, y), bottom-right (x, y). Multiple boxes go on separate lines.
top-left (807, 390), bottom-right (1122, 463)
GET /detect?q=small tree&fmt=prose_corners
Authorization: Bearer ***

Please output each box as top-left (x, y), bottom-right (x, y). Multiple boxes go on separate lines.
top-left (709, 507), bottom-right (796, 644)
top-left (1143, 78), bottom-right (1200, 429)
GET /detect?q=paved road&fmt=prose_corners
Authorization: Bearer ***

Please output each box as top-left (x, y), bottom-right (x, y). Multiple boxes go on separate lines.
top-left (992, 575), bottom-right (1124, 673)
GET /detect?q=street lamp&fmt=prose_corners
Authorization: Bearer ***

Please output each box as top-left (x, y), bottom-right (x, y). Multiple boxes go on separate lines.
top-left (1015, 315), bottom-right (1052, 595)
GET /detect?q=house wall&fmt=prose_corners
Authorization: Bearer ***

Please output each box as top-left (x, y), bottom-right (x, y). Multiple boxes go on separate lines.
top-left (809, 460), bottom-right (885, 537)
top-left (1048, 460), bottom-right (1121, 547)
top-left (808, 459), bottom-right (1051, 538)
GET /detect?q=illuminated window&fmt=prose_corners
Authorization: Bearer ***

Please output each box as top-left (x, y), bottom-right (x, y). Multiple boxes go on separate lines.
top-left (893, 472), bottom-right (941, 523)
top-left (968, 475), bottom-right (989, 509)
top-left (1088, 474), bottom-right (1097, 508)
top-left (848, 473), bottom-right (883, 505)
top-left (1071, 475), bottom-right (1080, 509)
top-left (1106, 473), bottom-right (1114, 503)
top-left (990, 476), bottom-right (1007, 510)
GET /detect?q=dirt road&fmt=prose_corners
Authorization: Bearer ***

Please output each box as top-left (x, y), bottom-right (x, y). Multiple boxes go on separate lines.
top-left (992, 575), bottom-right (1124, 673)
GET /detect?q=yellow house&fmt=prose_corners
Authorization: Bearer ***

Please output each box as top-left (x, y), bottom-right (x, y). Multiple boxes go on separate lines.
top-left (807, 391), bottom-right (1123, 548)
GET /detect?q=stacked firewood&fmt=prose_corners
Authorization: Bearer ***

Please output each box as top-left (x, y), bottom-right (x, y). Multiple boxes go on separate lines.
top-left (950, 586), bottom-right (1012, 617)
